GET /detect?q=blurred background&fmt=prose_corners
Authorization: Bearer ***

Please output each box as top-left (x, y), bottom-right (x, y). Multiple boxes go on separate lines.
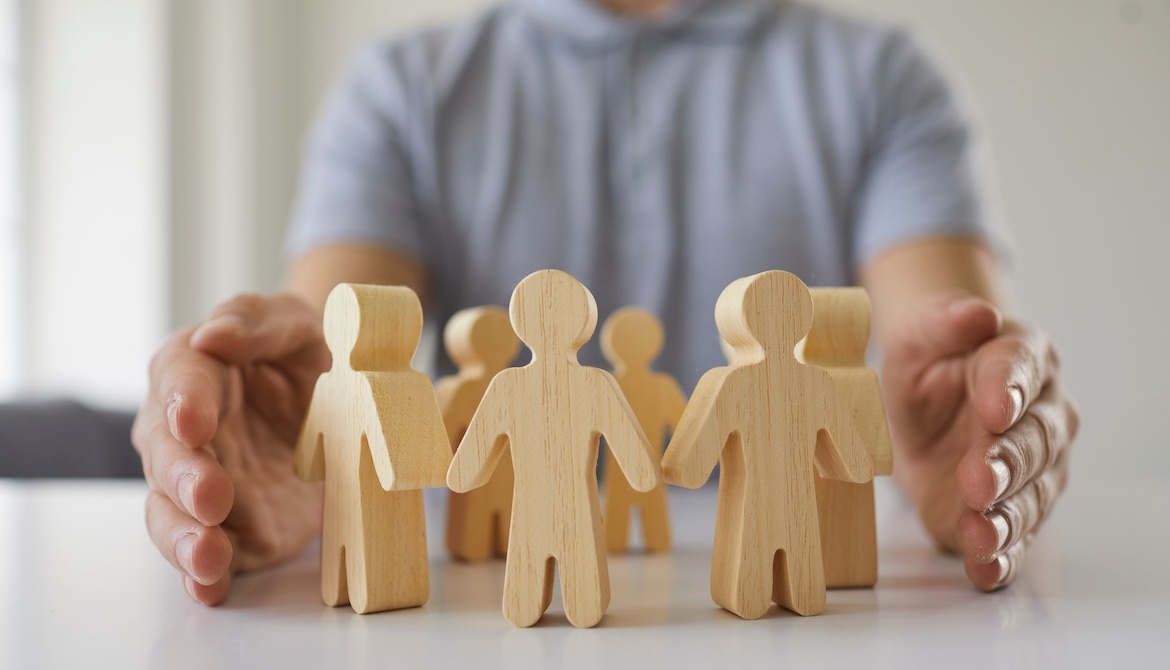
top-left (0, 0), bottom-right (1166, 477)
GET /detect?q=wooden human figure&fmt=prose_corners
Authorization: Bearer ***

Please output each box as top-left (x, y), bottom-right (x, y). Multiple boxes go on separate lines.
top-left (660, 270), bottom-right (874, 619)
top-left (599, 307), bottom-right (687, 553)
top-left (798, 288), bottom-right (893, 588)
top-left (437, 306), bottom-right (521, 562)
top-left (294, 283), bottom-right (452, 614)
top-left (447, 269), bottom-right (660, 628)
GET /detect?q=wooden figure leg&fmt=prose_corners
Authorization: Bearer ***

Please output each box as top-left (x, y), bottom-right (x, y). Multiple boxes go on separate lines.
top-left (559, 537), bottom-right (611, 628)
top-left (639, 483), bottom-right (671, 553)
top-left (503, 551), bottom-right (555, 627)
top-left (487, 454), bottom-right (514, 558)
top-left (603, 462), bottom-right (634, 553)
top-left (320, 542), bottom-right (350, 607)
top-left (816, 474), bottom-right (878, 588)
top-left (446, 490), bottom-right (492, 562)
top-left (353, 440), bottom-right (431, 614)
top-left (491, 509), bottom-right (509, 558)
top-left (771, 522), bottom-right (827, 616)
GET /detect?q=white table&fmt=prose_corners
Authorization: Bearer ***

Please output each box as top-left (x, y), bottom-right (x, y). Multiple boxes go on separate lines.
top-left (1, 477), bottom-right (1166, 669)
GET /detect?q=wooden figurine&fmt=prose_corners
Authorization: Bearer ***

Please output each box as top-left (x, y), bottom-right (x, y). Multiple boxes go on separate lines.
top-left (599, 307), bottom-right (688, 553)
top-left (447, 269), bottom-right (660, 628)
top-left (294, 283), bottom-right (452, 614)
top-left (437, 306), bottom-right (521, 562)
top-left (797, 288), bottom-right (893, 588)
top-left (660, 270), bottom-right (874, 619)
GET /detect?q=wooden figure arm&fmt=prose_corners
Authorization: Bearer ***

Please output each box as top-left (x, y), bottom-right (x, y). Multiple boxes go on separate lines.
top-left (814, 379), bottom-right (874, 484)
top-left (597, 373), bottom-right (660, 493)
top-left (661, 371), bottom-right (729, 489)
top-left (446, 379), bottom-right (508, 493)
top-left (293, 394), bottom-right (326, 482)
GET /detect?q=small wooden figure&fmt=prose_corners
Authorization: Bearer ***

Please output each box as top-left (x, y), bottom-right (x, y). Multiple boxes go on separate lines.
top-left (437, 306), bottom-right (521, 562)
top-left (447, 269), bottom-right (660, 628)
top-left (660, 270), bottom-right (873, 619)
top-left (599, 307), bottom-right (688, 553)
top-left (294, 283), bottom-right (452, 614)
top-left (797, 288), bottom-right (893, 588)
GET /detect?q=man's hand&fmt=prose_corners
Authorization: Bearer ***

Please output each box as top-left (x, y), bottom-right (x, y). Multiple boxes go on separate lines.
top-left (881, 291), bottom-right (1079, 591)
top-left (131, 294), bottom-right (331, 605)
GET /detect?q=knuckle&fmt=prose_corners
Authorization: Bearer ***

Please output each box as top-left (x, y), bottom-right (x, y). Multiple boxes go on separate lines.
top-left (216, 292), bottom-right (266, 321)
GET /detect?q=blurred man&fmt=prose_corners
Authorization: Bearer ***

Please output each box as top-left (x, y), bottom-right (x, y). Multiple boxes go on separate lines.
top-left (133, 0), bottom-right (1078, 605)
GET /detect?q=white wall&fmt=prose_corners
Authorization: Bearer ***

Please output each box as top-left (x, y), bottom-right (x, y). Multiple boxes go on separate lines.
top-left (23, 0), bottom-right (167, 408)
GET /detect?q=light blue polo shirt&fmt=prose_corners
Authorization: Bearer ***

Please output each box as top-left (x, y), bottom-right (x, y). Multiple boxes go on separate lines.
top-left (287, 0), bottom-right (1000, 389)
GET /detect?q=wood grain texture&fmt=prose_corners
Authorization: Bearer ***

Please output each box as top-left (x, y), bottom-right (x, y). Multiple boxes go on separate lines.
top-left (599, 308), bottom-right (687, 553)
top-left (437, 306), bottom-right (521, 562)
top-left (447, 270), bottom-right (660, 628)
top-left (798, 288), bottom-right (894, 588)
top-left (661, 270), bottom-right (873, 618)
top-left (294, 283), bottom-right (452, 614)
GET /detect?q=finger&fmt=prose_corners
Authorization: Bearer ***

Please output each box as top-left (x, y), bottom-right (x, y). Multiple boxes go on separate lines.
top-left (190, 293), bottom-right (327, 369)
top-left (145, 329), bottom-right (228, 450)
top-left (965, 532), bottom-right (1031, 592)
top-left (958, 382), bottom-right (1079, 510)
top-left (892, 291), bottom-right (1003, 362)
top-left (969, 324), bottom-right (1061, 434)
top-left (138, 417), bottom-right (233, 526)
top-left (145, 490), bottom-right (233, 587)
top-left (184, 573), bottom-right (232, 607)
top-left (957, 455), bottom-right (1068, 564)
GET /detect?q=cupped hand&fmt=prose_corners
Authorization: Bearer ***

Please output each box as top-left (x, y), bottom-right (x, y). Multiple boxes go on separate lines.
top-left (881, 292), bottom-right (1080, 591)
top-left (131, 293), bottom-right (331, 605)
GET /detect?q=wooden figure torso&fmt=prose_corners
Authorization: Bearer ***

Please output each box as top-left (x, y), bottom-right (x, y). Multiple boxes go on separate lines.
top-left (295, 283), bottom-right (451, 615)
top-left (661, 271), bottom-right (874, 620)
top-left (447, 270), bottom-right (659, 629)
top-left (600, 308), bottom-right (686, 553)
top-left (439, 306), bottom-right (521, 562)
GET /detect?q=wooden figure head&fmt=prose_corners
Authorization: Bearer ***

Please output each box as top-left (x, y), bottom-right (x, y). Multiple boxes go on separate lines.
top-left (715, 270), bottom-right (813, 363)
top-left (798, 288), bottom-right (872, 367)
top-left (323, 283), bottom-right (423, 372)
top-left (444, 306), bottom-right (521, 376)
top-left (600, 307), bottom-right (664, 373)
top-left (509, 270), bottom-right (598, 361)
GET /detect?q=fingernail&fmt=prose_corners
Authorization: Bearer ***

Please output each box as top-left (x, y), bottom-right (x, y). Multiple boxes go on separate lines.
top-left (166, 394), bottom-right (183, 439)
top-left (1007, 385), bottom-right (1025, 426)
top-left (989, 511), bottom-right (1010, 555)
top-left (989, 458), bottom-right (1011, 501)
top-left (193, 315), bottom-right (245, 341)
top-left (184, 575), bottom-right (198, 600)
top-left (178, 473), bottom-right (197, 516)
top-left (993, 554), bottom-right (1015, 590)
top-left (176, 533), bottom-right (198, 577)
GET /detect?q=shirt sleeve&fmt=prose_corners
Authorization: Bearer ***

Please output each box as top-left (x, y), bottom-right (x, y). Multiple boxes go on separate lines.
top-left (284, 42), bottom-right (430, 265)
top-left (852, 31), bottom-right (1010, 269)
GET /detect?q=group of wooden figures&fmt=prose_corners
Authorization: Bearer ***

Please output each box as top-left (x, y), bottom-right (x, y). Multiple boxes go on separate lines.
top-left (294, 269), bottom-right (892, 627)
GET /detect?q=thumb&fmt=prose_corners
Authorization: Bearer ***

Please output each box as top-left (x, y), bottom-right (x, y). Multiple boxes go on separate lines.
top-left (886, 291), bottom-right (1003, 367)
top-left (189, 293), bottom-right (329, 369)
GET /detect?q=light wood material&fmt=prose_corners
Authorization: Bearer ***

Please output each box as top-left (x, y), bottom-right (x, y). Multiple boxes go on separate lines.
top-left (447, 270), bottom-right (660, 628)
top-left (294, 283), bottom-right (452, 614)
top-left (798, 288), bottom-right (894, 588)
top-left (660, 270), bottom-right (873, 618)
top-left (599, 308), bottom-right (687, 553)
top-left (437, 307), bottom-right (521, 562)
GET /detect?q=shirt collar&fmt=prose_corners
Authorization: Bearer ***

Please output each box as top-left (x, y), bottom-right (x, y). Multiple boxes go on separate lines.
top-left (519, 0), bottom-right (783, 50)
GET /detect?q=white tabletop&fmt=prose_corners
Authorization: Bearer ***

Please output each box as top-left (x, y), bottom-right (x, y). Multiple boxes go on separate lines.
top-left (0, 476), bottom-right (1166, 669)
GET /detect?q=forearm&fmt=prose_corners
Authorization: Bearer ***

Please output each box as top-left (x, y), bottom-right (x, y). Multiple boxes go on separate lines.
top-left (858, 236), bottom-right (1009, 350)
top-left (284, 243), bottom-right (432, 314)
